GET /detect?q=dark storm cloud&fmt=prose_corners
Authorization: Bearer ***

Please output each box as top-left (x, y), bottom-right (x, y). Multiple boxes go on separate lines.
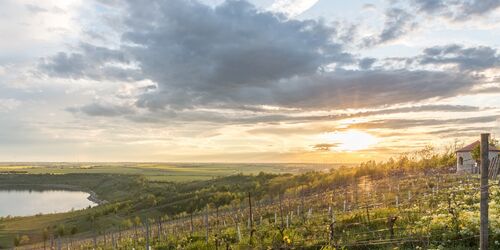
top-left (411, 0), bottom-right (500, 20)
top-left (363, 8), bottom-right (416, 47)
top-left (122, 0), bottom-right (354, 109)
top-left (132, 68), bottom-right (476, 112)
top-left (419, 44), bottom-right (499, 71)
top-left (269, 70), bottom-right (474, 109)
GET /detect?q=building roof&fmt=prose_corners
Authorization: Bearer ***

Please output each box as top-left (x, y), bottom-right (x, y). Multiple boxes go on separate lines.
top-left (456, 141), bottom-right (500, 152)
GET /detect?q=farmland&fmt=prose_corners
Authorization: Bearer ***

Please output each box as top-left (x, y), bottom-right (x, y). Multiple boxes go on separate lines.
top-left (0, 151), bottom-right (498, 249)
top-left (0, 162), bottom-right (341, 182)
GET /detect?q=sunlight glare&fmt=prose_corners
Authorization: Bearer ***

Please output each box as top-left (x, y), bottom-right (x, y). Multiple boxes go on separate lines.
top-left (320, 130), bottom-right (378, 152)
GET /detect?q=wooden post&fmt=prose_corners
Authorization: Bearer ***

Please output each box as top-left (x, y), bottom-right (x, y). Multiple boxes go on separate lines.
top-left (57, 236), bottom-right (61, 250)
top-left (216, 206), bottom-right (220, 232)
top-left (190, 214), bottom-right (194, 234)
top-left (365, 203), bottom-right (371, 224)
top-left (328, 206), bottom-right (332, 221)
top-left (159, 218), bottom-right (163, 241)
top-left (146, 219), bottom-right (150, 250)
top-left (329, 221), bottom-right (335, 244)
top-left (111, 232), bottom-right (116, 250)
top-left (480, 133), bottom-right (490, 250)
top-left (354, 180), bottom-right (358, 209)
top-left (387, 215), bottom-right (398, 239)
top-left (279, 193), bottom-right (284, 228)
top-left (248, 192), bottom-right (254, 244)
top-left (286, 214), bottom-right (289, 228)
top-left (205, 206), bottom-right (209, 244)
top-left (237, 225), bottom-right (241, 242)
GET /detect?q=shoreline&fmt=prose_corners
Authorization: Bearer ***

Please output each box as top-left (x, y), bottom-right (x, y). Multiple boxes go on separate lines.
top-left (0, 183), bottom-right (107, 205)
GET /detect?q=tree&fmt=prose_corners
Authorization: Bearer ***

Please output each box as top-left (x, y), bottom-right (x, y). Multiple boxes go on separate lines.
top-left (472, 140), bottom-right (499, 164)
top-left (472, 145), bottom-right (481, 165)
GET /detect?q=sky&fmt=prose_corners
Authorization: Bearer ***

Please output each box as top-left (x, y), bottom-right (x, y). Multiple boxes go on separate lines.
top-left (0, 0), bottom-right (499, 163)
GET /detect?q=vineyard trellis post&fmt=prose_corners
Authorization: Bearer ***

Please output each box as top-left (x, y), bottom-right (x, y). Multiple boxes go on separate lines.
top-left (146, 218), bottom-right (150, 250)
top-left (480, 133), bottom-right (490, 250)
top-left (190, 213), bottom-right (194, 235)
top-left (157, 217), bottom-right (162, 241)
top-left (279, 193), bottom-right (284, 228)
top-left (93, 232), bottom-right (97, 249)
top-left (111, 231), bottom-right (116, 250)
top-left (56, 236), bottom-right (61, 250)
top-left (248, 192), bottom-right (254, 244)
top-left (205, 205), bottom-right (209, 244)
top-left (387, 215), bottom-right (397, 240)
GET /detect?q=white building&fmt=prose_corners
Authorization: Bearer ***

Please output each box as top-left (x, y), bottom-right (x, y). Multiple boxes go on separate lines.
top-left (456, 141), bottom-right (499, 173)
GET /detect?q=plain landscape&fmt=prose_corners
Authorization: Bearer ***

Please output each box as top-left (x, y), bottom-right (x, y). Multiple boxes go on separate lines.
top-left (0, 147), bottom-right (497, 249)
top-left (1, 0), bottom-right (499, 249)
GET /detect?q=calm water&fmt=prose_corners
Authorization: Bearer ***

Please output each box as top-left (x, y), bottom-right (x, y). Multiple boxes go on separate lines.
top-left (0, 190), bottom-right (97, 217)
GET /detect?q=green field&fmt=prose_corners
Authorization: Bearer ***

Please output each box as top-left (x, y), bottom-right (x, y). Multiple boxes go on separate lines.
top-left (0, 162), bottom-right (347, 182)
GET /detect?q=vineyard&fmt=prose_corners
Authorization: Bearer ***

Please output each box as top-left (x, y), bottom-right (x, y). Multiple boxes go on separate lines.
top-left (14, 171), bottom-right (500, 250)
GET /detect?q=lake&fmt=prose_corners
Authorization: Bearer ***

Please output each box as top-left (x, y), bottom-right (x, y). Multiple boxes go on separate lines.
top-left (0, 189), bottom-right (97, 217)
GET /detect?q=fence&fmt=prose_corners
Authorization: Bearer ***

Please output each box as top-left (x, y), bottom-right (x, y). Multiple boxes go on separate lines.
top-left (15, 173), bottom-right (489, 250)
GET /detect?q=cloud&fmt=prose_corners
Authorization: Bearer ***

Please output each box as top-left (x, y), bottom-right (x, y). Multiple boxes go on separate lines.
top-left (411, 0), bottom-right (500, 20)
top-left (67, 102), bottom-right (135, 117)
top-left (0, 98), bottom-right (21, 112)
top-left (39, 0), bottom-right (492, 122)
top-left (25, 4), bottom-right (48, 14)
top-left (131, 68), bottom-right (476, 115)
top-left (419, 44), bottom-right (499, 71)
top-left (313, 143), bottom-right (339, 151)
top-left (349, 115), bottom-right (499, 130)
top-left (268, 0), bottom-right (320, 17)
top-left (78, 102), bottom-right (483, 126)
top-left (39, 43), bottom-right (141, 81)
top-left (362, 4), bottom-right (377, 11)
top-left (359, 58), bottom-right (376, 70)
top-left (363, 8), bottom-right (417, 47)
top-left (267, 70), bottom-right (474, 109)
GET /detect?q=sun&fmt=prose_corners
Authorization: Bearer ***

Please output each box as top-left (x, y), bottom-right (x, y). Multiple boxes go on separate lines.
top-left (319, 130), bottom-right (378, 152)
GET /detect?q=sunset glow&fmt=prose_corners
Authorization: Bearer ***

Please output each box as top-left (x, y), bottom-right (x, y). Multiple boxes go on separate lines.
top-left (319, 131), bottom-right (378, 152)
top-left (0, 0), bottom-right (498, 163)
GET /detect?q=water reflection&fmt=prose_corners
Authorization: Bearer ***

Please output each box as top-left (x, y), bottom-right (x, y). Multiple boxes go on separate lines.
top-left (0, 190), bottom-right (97, 217)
